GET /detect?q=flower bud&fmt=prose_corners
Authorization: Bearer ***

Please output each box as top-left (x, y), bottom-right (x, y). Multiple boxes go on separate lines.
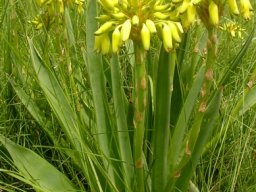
top-left (112, 12), bottom-right (126, 19)
top-left (240, 0), bottom-right (253, 20)
top-left (58, 0), bottom-right (64, 13)
top-left (99, 0), bottom-right (115, 10)
top-left (141, 24), bottom-right (150, 50)
top-left (112, 27), bottom-right (121, 53)
top-left (96, 15), bottom-right (111, 22)
top-left (162, 24), bottom-right (173, 52)
top-left (94, 21), bottom-right (114, 35)
top-left (121, 19), bottom-right (132, 41)
top-left (153, 12), bottom-right (169, 19)
top-left (174, 22), bottom-right (184, 34)
top-left (94, 35), bottom-right (102, 53)
top-left (153, 4), bottom-right (169, 11)
top-left (228, 0), bottom-right (240, 15)
top-left (209, 1), bottom-right (219, 26)
top-left (146, 19), bottom-right (157, 33)
top-left (167, 21), bottom-right (181, 42)
top-left (101, 34), bottom-right (111, 54)
top-left (187, 4), bottom-right (196, 25)
top-left (178, 0), bottom-right (189, 14)
top-left (132, 15), bottom-right (140, 26)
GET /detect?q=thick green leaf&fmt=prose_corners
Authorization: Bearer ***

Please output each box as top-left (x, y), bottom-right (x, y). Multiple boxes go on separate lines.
top-left (175, 89), bottom-right (222, 191)
top-left (28, 38), bottom-right (81, 148)
top-left (168, 65), bottom-right (206, 173)
top-left (152, 47), bottom-right (174, 192)
top-left (0, 136), bottom-right (76, 192)
top-left (85, 0), bottom-right (118, 190)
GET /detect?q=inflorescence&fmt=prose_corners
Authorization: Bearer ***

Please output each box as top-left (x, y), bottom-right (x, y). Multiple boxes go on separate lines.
top-left (95, 0), bottom-right (253, 54)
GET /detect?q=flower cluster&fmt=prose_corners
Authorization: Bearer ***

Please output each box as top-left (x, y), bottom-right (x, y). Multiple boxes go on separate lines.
top-left (94, 0), bottom-right (185, 54)
top-left (95, 0), bottom-right (253, 54)
top-left (220, 22), bottom-right (245, 39)
top-left (30, 0), bottom-right (85, 30)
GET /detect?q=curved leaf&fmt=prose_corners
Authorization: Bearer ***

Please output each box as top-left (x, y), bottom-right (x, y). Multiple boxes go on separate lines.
top-left (0, 136), bottom-right (77, 192)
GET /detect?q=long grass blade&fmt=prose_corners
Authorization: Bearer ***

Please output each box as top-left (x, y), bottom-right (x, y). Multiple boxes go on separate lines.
top-left (168, 65), bottom-right (206, 174)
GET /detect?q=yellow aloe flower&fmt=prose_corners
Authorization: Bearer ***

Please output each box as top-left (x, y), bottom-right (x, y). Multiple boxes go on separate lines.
top-left (228, 0), bottom-right (240, 15)
top-left (240, 0), bottom-right (254, 20)
top-left (208, 1), bottom-right (219, 26)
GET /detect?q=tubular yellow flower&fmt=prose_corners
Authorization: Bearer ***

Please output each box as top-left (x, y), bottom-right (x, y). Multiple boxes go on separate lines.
top-left (94, 35), bottom-right (103, 53)
top-left (178, 0), bottom-right (190, 14)
top-left (112, 12), bottom-right (127, 20)
top-left (132, 15), bottom-right (140, 26)
top-left (101, 34), bottom-right (111, 54)
top-left (141, 24), bottom-right (151, 50)
top-left (174, 22), bottom-right (184, 34)
top-left (153, 4), bottom-right (169, 11)
top-left (208, 1), bottom-right (219, 26)
top-left (153, 12), bottom-right (169, 19)
top-left (99, 0), bottom-right (115, 10)
top-left (167, 21), bottom-right (182, 43)
top-left (121, 19), bottom-right (132, 41)
top-left (112, 27), bottom-right (121, 53)
top-left (94, 21), bottom-right (114, 35)
top-left (228, 0), bottom-right (240, 15)
top-left (187, 4), bottom-right (197, 25)
top-left (162, 24), bottom-right (173, 52)
top-left (146, 19), bottom-right (157, 33)
top-left (58, 0), bottom-right (64, 13)
top-left (96, 15), bottom-right (111, 22)
top-left (240, 0), bottom-right (253, 20)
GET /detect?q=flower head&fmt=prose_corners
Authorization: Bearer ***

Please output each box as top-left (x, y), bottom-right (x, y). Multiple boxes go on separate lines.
top-left (95, 0), bottom-right (184, 53)
top-left (30, 0), bottom-right (85, 30)
top-left (95, 0), bottom-right (254, 53)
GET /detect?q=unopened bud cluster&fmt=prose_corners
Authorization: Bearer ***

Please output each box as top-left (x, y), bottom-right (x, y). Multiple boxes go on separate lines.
top-left (30, 0), bottom-right (84, 29)
top-left (95, 0), bottom-right (253, 54)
